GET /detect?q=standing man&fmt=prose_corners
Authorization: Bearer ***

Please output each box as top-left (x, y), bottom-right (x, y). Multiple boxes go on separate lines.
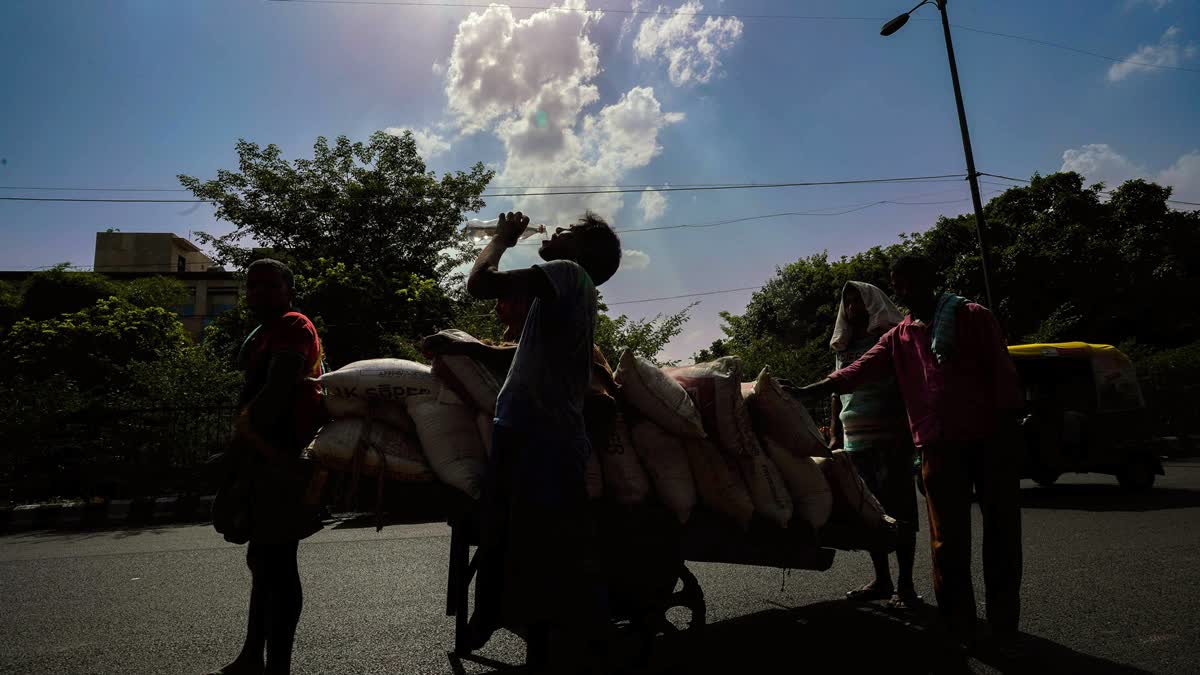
top-left (425, 211), bottom-right (621, 672)
top-left (829, 281), bottom-right (920, 610)
top-left (792, 254), bottom-right (1022, 652)
top-left (208, 259), bottom-right (325, 675)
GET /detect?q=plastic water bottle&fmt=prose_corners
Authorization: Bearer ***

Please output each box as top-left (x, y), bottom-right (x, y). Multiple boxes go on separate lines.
top-left (463, 218), bottom-right (548, 243)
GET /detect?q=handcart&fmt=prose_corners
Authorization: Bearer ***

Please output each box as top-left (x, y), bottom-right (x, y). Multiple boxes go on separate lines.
top-left (444, 491), bottom-right (894, 670)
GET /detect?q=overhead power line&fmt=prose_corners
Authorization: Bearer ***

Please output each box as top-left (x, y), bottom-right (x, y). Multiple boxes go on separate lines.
top-left (0, 185), bottom-right (191, 193)
top-left (606, 286), bottom-right (762, 306)
top-left (952, 25), bottom-right (1200, 75)
top-left (0, 196), bottom-right (210, 203)
top-left (270, 0), bottom-right (1200, 75)
top-left (266, 0), bottom-right (889, 21)
top-left (0, 177), bottom-right (963, 195)
top-left (0, 182), bottom-right (801, 192)
top-left (506, 186), bottom-right (974, 243)
top-left (979, 172), bottom-right (1200, 207)
top-left (0, 173), bottom-right (968, 203)
top-left (481, 174), bottom-right (967, 198)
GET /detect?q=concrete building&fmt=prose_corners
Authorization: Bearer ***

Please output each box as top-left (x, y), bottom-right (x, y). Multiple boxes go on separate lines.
top-left (89, 232), bottom-right (242, 336)
top-left (93, 232), bottom-right (217, 274)
top-left (0, 233), bottom-right (242, 339)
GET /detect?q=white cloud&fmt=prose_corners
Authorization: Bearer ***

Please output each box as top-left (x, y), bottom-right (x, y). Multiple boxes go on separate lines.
top-left (617, 0), bottom-right (641, 49)
top-left (1060, 143), bottom-right (1200, 202)
top-left (638, 187), bottom-right (668, 221)
top-left (1107, 26), bottom-right (1197, 82)
top-left (621, 249), bottom-right (651, 270)
top-left (1157, 151), bottom-right (1200, 203)
top-left (385, 126), bottom-right (451, 159)
top-left (497, 86), bottom-right (684, 224)
top-left (634, 1), bottom-right (743, 86)
top-left (1061, 143), bottom-right (1145, 188)
top-left (440, 1), bottom-right (683, 225)
top-left (431, 60), bottom-right (446, 76)
top-left (443, 0), bottom-right (602, 134)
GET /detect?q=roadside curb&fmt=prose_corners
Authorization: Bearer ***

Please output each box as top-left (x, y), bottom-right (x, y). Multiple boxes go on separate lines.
top-left (0, 495), bottom-right (216, 534)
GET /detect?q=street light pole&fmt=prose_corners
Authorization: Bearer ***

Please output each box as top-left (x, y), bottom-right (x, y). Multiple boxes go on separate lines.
top-left (935, 1), bottom-right (995, 310)
top-left (882, 0), bottom-right (996, 310)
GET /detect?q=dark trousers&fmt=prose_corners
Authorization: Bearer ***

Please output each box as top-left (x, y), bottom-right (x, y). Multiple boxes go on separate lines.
top-left (921, 436), bottom-right (1022, 639)
top-left (471, 426), bottom-right (604, 671)
top-left (243, 539), bottom-right (303, 673)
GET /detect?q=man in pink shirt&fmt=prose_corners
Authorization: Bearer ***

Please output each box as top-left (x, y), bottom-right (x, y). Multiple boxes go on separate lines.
top-left (793, 254), bottom-right (1023, 651)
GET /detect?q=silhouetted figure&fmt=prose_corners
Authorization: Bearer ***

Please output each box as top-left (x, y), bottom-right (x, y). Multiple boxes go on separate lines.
top-left (208, 259), bottom-right (325, 675)
top-left (793, 254), bottom-right (1023, 652)
top-left (424, 211), bottom-right (621, 673)
top-left (828, 281), bottom-right (921, 609)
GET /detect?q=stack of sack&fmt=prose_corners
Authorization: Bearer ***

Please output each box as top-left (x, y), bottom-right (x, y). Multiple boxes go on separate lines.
top-left (617, 354), bottom-right (834, 530)
top-left (304, 329), bottom-right (893, 546)
top-left (305, 330), bottom-right (493, 500)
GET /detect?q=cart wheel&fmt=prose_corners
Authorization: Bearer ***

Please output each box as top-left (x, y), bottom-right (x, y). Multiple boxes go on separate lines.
top-left (1118, 456), bottom-right (1156, 492)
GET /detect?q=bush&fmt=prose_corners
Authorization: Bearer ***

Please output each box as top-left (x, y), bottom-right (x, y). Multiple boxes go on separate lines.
top-left (0, 297), bottom-right (237, 503)
top-left (1135, 341), bottom-right (1200, 438)
top-left (17, 265), bottom-right (118, 321)
top-left (6, 296), bottom-right (190, 386)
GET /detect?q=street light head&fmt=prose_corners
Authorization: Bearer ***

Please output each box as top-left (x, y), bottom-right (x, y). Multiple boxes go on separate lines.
top-left (880, 13), bottom-right (910, 36)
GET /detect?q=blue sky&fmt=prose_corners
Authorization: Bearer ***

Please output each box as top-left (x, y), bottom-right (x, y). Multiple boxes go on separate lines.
top-left (2, 0), bottom-right (1198, 360)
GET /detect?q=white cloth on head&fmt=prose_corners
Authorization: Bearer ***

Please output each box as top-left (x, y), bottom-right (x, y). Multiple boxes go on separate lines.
top-left (829, 281), bottom-right (905, 352)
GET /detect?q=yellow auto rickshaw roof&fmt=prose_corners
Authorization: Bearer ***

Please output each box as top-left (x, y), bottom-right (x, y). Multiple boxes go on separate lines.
top-left (1007, 342), bottom-right (1130, 362)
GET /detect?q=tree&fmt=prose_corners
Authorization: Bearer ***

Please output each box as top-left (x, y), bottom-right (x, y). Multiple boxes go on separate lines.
top-left (180, 131), bottom-right (494, 366)
top-left (119, 276), bottom-right (190, 311)
top-left (594, 302), bottom-right (694, 367)
top-left (3, 270), bottom-right (189, 332)
top-left (697, 246), bottom-right (908, 383)
top-left (17, 264), bottom-right (118, 321)
top-left (705, 171), bottom-right (1200, 386)
top-left (6, 296), bottom-right (190, 388)
top-left (913, 172), bottom-right (1200, 345)
top-left (201, 298), bottom-right (257, 368)
top-left (0, 280), bottom-right (20, 331)
top-left (123, 346), bottom-right (242, 409)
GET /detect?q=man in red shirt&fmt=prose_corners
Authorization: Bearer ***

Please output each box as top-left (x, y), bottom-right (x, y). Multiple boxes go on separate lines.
top-left (209, 258), bottom-right (325, 675)
top-left (793, 254), bottom-right (1023, 652)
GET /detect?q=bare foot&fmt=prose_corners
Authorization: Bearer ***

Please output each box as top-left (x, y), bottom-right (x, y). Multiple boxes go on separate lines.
top-left (845, 581), bottom-right (894, 601)
top-left (886, 589), bottom-right (924, 611)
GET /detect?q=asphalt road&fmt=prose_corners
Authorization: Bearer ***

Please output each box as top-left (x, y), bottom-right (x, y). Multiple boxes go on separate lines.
top-left (2, 462), bottom-right (1199, 675)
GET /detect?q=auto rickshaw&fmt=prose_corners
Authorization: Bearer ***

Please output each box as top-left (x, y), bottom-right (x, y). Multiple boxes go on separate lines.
top-left (1009, 342), bottom-right (1164, 491)
top-left (915, 342), bottom-right (1165, 494)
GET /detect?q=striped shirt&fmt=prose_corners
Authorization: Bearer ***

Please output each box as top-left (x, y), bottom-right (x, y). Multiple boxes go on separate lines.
top-left (835, 335), bottom-right (909, 452)
top-left (829, 305), bottom-right (1022, 447)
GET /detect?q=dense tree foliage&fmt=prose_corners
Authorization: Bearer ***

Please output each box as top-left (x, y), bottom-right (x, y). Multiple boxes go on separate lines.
top-left (179, 131), bottom-right (495, 366)
top-left (699, 172), bottom-right (1200, 393)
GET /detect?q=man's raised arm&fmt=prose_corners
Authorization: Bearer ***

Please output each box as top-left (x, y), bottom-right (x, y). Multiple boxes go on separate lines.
top-left (466, 212), bottom-right (552, 301)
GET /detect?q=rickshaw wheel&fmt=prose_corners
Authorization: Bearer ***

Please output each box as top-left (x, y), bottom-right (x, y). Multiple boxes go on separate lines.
top-left (1118, 456), bottom-right (1156, 492)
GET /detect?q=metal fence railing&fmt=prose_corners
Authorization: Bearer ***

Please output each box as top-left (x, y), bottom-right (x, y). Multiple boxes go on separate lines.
top-left (1, 404), bottom-right (239, 503)
top-left (104, 405), bottom-right (240, 468)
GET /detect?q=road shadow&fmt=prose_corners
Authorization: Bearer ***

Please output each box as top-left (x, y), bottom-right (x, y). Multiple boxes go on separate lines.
top-left (1020, 484), bottom-right (1200, 512)
top-left (327, 481), bottom-right (460, 529)
top-left (10, 521), bottom-right (203, 541)
top-left (453, 600), bottom-right (1149, 674)
top-left (329, 511), bottom-right (448, 529)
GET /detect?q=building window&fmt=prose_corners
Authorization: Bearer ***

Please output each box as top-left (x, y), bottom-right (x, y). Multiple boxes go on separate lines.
top-left (173, 287), bottom-right (197, 319)
top-left (208, 289), bottom-right (239, 320)
top-left (177, 256), bottom-right (187, 272)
